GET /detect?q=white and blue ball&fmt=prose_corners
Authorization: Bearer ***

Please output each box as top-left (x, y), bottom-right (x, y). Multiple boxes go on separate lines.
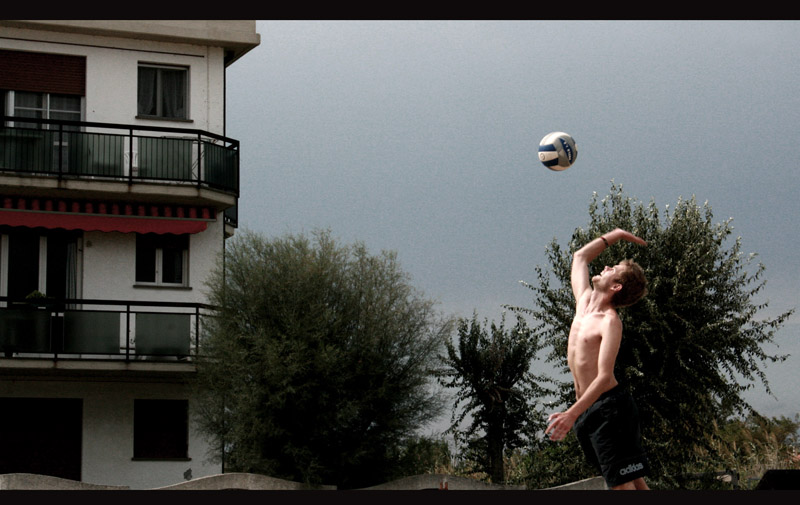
top-left (538, 132), bottom-right (577, 171)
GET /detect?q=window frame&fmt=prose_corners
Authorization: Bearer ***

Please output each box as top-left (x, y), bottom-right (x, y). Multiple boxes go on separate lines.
top-left (136, 63), bottom-right (190, 121)
top-left (0, 228), bottom-right (83, 303)
top-left (3, 90), bottom-right (83, 130)
top-left (135, 233), bottom-right (189, 288)
top-left (2, 90), bottom-right (84, 172)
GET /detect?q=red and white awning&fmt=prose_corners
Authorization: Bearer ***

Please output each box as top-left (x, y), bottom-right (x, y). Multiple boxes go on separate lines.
top-left (0, 197), bottom-right (215, 235)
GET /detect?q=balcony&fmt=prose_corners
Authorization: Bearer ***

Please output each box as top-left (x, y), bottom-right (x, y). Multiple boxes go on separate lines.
top-left (0, 116), bottom-right (239, 227)
top-left (0, 296), bottom-right (214, 377)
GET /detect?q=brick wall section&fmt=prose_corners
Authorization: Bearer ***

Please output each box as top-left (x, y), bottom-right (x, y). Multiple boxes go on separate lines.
top-left (0, 49), bottom-right (85, 96)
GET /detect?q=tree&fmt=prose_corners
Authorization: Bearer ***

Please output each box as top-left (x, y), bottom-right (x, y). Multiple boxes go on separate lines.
top-left (508, 182), bottom-right (794, 488)
top-left (517, 430), bottom-right (598, 489)
top-left (698, 413), bottom-right (800, 488)
top-left (437, 313), bottom-right (553, 483)
top-left (193, 229), bottom-right (454, 489)
top-left (394, 435), bottom-right (454, 477)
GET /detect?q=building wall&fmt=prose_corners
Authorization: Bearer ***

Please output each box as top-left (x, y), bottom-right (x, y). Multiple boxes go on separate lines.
top-left (0, 21), bottom-right (254, 488)
top-left (0, 23), bottom-right (227, 133)
top-left (1, 20), bottom-right (260, 54)
top-left (2, 22), bottom-right (231, 306)
top-left (0, 379), bottom-right (220, 489)
top-left (80, 216), bottom-right (223, 304)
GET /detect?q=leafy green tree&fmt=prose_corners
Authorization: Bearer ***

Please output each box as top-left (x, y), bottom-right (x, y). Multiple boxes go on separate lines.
top-left (508, 182), bottom-right (794, 488)
top-left (193, 229), bottom-right (454, 489)
top-left (437, 313), bottom-right (553, 483)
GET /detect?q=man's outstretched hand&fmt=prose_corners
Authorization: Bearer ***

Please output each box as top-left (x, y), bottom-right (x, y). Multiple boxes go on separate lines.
top-left (605, 228), bottom-right (647, 247)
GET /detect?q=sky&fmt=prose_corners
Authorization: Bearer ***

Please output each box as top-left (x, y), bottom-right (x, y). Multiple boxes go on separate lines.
top-left (224, 20), bottom-right (800, 427)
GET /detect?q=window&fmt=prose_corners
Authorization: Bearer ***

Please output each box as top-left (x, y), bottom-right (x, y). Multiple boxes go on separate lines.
top-left (9, 91), bottom-right (82, 130)
top-left (3, 91), bottom-right (83, 172)
top-left (0, 398), bottom-right (83, 480)
top-left (137, 65), bottom-right (188, 120)
top-left (135, 233), bottom-right (189, 286)
top-left (133, 399), bottom-right (189, 460)
top-left (1, 228), bottom-right (81, 302)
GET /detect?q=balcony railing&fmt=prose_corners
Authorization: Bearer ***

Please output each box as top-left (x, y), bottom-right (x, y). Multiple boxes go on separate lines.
top-left (0, 116), bottom-right (240, 197)
top-left (0, 296), bottom-right (215, 362)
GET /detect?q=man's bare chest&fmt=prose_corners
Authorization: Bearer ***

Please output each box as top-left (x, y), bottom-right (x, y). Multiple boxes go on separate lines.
top-left (573, 312), bottom-right (606, 337)
top-left (569, 314), bottom-right (605, 354)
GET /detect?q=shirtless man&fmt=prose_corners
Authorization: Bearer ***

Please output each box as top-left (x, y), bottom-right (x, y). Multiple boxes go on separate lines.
top-left (545, 228), bottom-right (650, 490)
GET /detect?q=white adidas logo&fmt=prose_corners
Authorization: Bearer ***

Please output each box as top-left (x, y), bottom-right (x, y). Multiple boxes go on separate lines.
top-left (619, 462), bottom-right (644, 476)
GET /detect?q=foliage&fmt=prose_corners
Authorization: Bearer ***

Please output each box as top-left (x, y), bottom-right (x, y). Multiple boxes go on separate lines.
top-left (193, 229), bottom-right (454, 489)
top-left (690, 413), bottom-right (800, 489)
top-left (437, 313), bottom-right (554, 483)
top-left (394, 435), bottom-right (455, 477)
top-left (507, 182), bottom-right (794, 489)
top-left (517, 432), bottom-right (598, 488)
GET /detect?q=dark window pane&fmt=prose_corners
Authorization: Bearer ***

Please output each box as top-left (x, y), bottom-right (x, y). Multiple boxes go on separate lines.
top-left (137, 67), bottom-right (158, 116)
top-left (159, 68), bottom-right (187, 119)
top-left (49, 94), bottom-right (81, 113)
top-left (12, 94), bottom-right (44, 129)
top-left (14, 91), bottom-right (43, 109)
top-left (8, 231), bottom-right (40, 299)
top-left (137, 66), bottom-right (187, 119)
top-left (135, 234), bottom-right (156, 282)
top-left (133, 399), bottom-right (188, 459)
top-left (161, 246), bottom-right (183, 284)
top-left (0, 398), bottom-right (83, 480)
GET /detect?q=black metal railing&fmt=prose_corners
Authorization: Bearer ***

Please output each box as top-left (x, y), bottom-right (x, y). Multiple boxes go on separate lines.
top-left (0, 296), bottom-right (215, 362)
top-left (0, 116), bottom-right (240, 197)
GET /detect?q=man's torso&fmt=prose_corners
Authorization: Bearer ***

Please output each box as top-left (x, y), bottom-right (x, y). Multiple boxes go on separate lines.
top-left (568, 295), bottom-right (620, 400)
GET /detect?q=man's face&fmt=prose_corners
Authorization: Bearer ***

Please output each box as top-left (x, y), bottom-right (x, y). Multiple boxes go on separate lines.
top-left (593, 264), bottom-right (625, 291)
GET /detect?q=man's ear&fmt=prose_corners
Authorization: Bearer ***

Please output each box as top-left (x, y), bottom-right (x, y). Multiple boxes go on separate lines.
top-left (611, 282), bottom-right (623, 292)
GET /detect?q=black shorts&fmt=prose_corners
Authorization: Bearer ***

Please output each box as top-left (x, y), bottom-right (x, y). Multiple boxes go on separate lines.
top-left (574, 385), bottom-right (650, 488)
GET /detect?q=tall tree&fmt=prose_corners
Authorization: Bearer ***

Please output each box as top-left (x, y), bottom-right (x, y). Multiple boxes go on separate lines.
top-left (508, 182), bottom-right (793, 488)
top-left (437, 313), bottom-right (553, 483)
top-left (193, 229), bottom-right (453, 489)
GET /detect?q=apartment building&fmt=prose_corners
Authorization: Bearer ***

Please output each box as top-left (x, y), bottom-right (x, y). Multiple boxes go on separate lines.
top-left (0, 20), bottom-right (260, 489)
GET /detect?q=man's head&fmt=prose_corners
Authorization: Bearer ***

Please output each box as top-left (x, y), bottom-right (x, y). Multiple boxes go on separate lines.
top-left (594, 259), bottom-right (648, 308)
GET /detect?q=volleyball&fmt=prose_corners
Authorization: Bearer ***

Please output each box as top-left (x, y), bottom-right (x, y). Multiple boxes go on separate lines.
top-left (538, 132), bottom-right (577, 171)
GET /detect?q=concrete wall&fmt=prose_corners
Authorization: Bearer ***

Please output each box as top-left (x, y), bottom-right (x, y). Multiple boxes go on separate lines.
top-left (0, 380), bottom-right (221, 490)
top-left (0, 473), bottom-right (128, 490)
top-left (81, 217), bottom-right (223, 305)
top-left (546, 476), bottom-right (607, 490)
top-left (362, 473), bottom-right (526, 490)
top-left (153, 472), bottom-right (336, 491)
top-left (0, 21), bottom-right (260, 63)
top-left (0, 472), bottom-right (605, 490)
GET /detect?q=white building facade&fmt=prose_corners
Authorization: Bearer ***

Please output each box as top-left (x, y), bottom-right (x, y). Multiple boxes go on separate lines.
top-left (0, 20), bottom-right (260, 489)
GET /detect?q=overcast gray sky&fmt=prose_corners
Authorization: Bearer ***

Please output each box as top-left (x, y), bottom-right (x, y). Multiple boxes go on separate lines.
top-left (225, 20), bottom-right (800, 424)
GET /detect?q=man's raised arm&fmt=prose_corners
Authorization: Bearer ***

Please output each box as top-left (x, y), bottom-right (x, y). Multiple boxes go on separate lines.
top-left (571, 228), bottom-right (647, 301)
